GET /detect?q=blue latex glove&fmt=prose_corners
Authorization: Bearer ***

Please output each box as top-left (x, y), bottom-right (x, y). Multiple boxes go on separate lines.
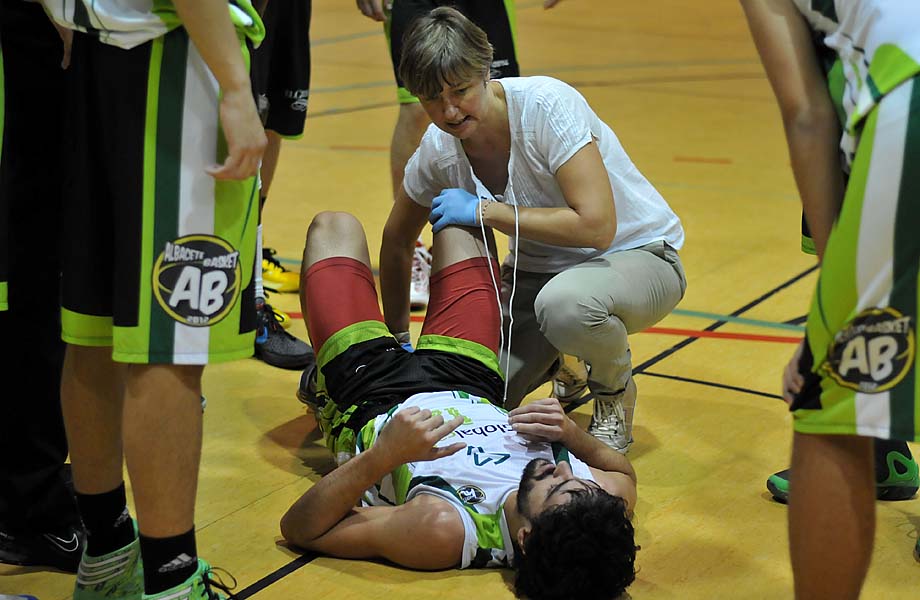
top-left (394, 331), bottom-right (414, 352)
top-left (429, 188), bottom-right (481, 233)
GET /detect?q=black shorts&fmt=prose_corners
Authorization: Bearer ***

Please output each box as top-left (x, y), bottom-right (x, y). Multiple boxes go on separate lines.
top-left (250, 0), bottom-right (312, 137)
top-left (386, 0), bottom-right (519, 103)
top-left (323, 337), bottom-right (505, 429)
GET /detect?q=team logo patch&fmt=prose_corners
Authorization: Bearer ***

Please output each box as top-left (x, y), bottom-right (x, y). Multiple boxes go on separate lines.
top-left (153, 235), bottom-right (242, 327)
top-left (457, 485), bottom-right (486, 505)
top-left (285, 89), bottom-right (310, 112)
top-left (822, 307), bottom-right (915, 393)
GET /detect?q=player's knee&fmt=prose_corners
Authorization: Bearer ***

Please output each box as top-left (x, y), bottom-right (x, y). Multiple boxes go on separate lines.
top-left (535, 287), bottom-right (608, 342)
top-left (307, 211), bottom-right (362, 244)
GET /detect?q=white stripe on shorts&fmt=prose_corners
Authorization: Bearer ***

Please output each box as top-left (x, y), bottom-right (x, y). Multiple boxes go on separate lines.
top-left (852, 79), bottom-right (913, 437)
top-left (173, 41), bottom-right (220, 364)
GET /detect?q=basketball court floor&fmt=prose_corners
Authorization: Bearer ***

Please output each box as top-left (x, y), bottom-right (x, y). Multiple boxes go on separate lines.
top-left (2, 1), bottom-right (918, 598)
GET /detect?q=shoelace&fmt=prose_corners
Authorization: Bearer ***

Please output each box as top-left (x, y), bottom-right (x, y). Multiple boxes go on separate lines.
top-left (592, 394), bottom-right (626, 435)
top-left (263, 248), bottom-right (288, 272)
top-left (205, 566), bottom-right (239, 600)
top-left (411, 244), bottom-right (431, 283)
top-left (261, 303), bottom-right (287, 334)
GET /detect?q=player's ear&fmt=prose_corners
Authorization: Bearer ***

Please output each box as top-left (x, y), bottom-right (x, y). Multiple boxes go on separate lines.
top-left (516, 526), bottom-right (531, 553)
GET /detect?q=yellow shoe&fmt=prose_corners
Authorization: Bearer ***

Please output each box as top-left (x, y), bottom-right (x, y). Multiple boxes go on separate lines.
top-left (274, 306), bottom-right (293, 329)
top-left (262, 248), bottom-right (299, 293)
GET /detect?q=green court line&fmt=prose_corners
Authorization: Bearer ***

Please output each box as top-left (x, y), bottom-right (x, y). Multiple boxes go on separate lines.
top-left (671, 309), bottom-right (805, 332)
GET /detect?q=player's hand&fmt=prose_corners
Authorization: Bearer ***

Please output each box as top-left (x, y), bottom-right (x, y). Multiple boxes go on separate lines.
top-left (207, 86), bottom-right (267, 180)
top-left (508, 398), bottom-right (572, 443)
top-left (782, 339), bottom-right (806, 404)
top-left (429, 188), bottom-right (481, 233)
top-left (356, 0), bottom-right (388, 21)
top-left (375, 406), bottom-right (466, 467)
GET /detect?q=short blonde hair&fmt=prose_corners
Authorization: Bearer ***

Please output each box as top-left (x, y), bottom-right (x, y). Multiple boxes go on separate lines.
top-left (398, 7), bottom-right (494, 100)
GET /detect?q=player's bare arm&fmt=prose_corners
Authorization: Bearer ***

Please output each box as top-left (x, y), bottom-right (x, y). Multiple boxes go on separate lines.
top-left (509, 398), bottom-right (637, 509)
top-left (280, 408), bottom-right (466, 564)
top-left (173, 0), bottom-right (267, 180)
top-left (739, 0), bottom-right (845, 259)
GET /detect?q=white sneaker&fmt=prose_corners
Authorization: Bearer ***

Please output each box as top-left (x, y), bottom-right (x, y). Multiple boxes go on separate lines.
top-left (552, 355), bottom-right (588, 403)
top-left (410, 240), bottom-right (431, 309)
top-left (588, 377), bottom-right (637, 454)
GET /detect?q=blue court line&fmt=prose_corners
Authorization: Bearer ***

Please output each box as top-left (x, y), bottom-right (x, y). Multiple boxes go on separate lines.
top-left (671, 309), bottom-right (805, 332)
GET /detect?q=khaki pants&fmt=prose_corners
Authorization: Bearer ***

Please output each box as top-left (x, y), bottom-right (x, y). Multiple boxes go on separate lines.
top-left (500, 241), bottom-right (687, 407)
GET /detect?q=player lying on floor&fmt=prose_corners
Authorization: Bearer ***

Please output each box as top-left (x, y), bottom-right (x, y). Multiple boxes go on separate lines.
top-left (280, 211), bottom-right (638, 600)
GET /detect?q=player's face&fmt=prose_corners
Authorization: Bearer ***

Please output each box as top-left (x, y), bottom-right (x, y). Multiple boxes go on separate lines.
top-left (419, 77), bottom-right (490, 140)
top-left (517, 458), bottom-right (602, 519)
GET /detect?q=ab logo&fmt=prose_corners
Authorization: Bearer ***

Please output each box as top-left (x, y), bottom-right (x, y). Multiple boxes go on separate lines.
top-left (153, 235), bottom-right (241, 327)
top-left (823, 307), bottom-right (915, 393)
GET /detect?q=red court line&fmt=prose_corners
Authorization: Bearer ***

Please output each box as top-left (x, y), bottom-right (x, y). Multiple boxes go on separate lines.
top-left (287, 314), bottom-right (801, 344)
top-left (645, 327), bottom-right (801, 344)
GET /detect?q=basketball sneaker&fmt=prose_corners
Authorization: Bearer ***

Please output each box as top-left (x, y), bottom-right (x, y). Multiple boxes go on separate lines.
top-left (552, 355), bottom-right (589, 403)
top-left (766, 440), bottom-right (919, 503)
top-left (74, 536), bottom-right (143, 600)
top-left (296, 364), bottom-right (325, 413)
top-left (0, 523), bottom-right (84, 573)
top-left (142, 558), bottom-right (235, 600)
top-left (254, 302), bottom-right (315, 370)
top-left (588, 378), bottom-right (637, 454)
top-left (410, 240), bottom-right (431, 310)
top-left (262, 247), bottom-right (299, 293)
top-left (262, 291), bottom-right (293, 329)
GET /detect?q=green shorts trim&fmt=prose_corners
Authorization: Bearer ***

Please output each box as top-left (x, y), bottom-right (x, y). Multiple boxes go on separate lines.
top-left (416, 334), bottom-right (502, 377)
top-left (315, 320), bottom-right (392, 393)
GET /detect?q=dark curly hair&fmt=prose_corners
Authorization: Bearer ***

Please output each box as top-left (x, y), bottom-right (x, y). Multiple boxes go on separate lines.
top-left (514, 488), bottom-right (637, 600)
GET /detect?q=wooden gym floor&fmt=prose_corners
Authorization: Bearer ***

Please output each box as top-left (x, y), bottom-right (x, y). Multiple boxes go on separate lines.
top-left (2, 1), bottom-right (918, 598)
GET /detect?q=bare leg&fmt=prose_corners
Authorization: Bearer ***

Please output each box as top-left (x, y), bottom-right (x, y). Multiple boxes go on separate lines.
top-left (122, 364), bottom-right (204, 538)
top-left (789, 432), bottom-right (875, 600)
top-left (259, 130), bottom-right (283, 210)
top-left (61, 345), bottom-right (127, 494)
top-left (389, 103), bottom-right (429, 198)
top-left (430, 224), bottom-right (497, 273)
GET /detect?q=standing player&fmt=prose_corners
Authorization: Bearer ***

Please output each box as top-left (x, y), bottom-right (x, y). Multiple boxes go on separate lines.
top-left (740, 0), bottom-right (920, 596)
top-left (42, 1), bottom-right (266, 599)
top-left (355, 0), bottom-right (562, 310)
top-left (249, 0), bottom-right (314, 370)
top-left (763, 42), bottom-right (918, 507)
top-left (0, 0), bottom-right (84, 573)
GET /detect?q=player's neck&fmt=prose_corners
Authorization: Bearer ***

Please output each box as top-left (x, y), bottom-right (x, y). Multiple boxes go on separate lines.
top-left (503, 491), bottom-right (526, 539)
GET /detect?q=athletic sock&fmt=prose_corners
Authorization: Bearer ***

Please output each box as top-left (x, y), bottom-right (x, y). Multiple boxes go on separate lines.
top-left (75, 483), bottom-right (136, 556)
top-left (139, 527), bottom-right (198, 594)
top-left (255, 222), bottom-right (264, 300)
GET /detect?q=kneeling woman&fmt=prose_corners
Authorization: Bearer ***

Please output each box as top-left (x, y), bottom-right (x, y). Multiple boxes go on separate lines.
top-left (379, 7), bottom-right (686, 453)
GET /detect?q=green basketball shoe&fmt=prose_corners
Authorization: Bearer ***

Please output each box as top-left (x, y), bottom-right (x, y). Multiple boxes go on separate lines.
top-left (766, 440), bottom-right (919, 503)
top-left (74, 537), bottom-right (144, 600)
top-left (142, 558), bottom-right (236, 600)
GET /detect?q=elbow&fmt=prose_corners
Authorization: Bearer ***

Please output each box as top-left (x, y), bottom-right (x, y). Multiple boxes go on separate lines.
top-left (280, 513), bottom-right (312, 550)
top-left (781, 103), bottom-right (839, 140)
top-left (589, 220), bottom-right (617, 250)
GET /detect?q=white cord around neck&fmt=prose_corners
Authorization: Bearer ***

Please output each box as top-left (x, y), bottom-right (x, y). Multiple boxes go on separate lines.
top-left (478, 196), bottom-right (519, 407)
